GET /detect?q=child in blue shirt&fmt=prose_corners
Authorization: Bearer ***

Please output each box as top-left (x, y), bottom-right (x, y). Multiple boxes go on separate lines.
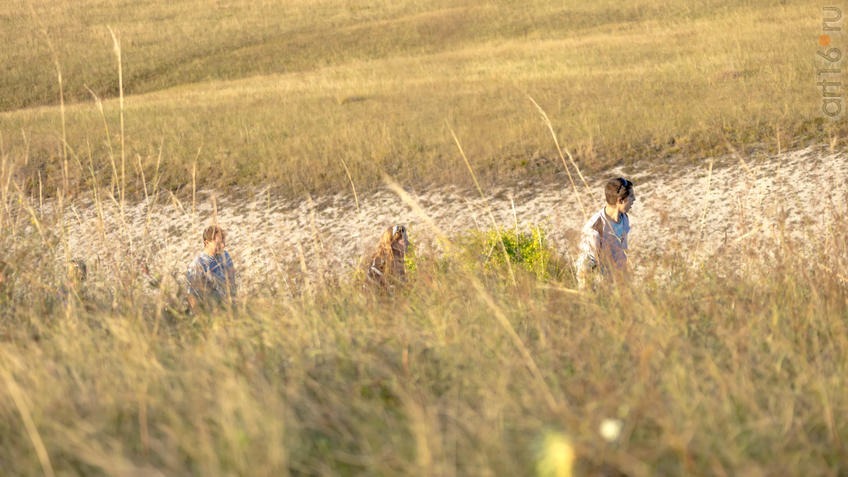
top-left (187, 225), bottom-right (237, 309)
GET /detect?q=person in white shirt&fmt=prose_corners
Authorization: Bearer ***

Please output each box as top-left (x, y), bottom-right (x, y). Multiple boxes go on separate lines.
top-left (576, 177), bottom-right (636, 289)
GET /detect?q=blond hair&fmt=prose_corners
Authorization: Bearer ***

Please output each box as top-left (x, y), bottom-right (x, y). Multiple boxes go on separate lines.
top-left (367, 225), bottom-right (407, 287)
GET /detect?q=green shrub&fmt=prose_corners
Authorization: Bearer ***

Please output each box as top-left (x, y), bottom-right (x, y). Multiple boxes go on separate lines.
top-left (404, 232), bottom-right (418, 276)
top-left (474, 225), bottom-right (562, 280)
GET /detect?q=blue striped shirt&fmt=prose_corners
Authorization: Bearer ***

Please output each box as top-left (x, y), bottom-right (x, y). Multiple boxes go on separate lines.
top-left (186, 251), bottom-right (236, 304)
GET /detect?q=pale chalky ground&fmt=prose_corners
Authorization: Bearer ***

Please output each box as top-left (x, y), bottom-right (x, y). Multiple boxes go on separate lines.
top-left (39, 146), bottom-right (846, 295)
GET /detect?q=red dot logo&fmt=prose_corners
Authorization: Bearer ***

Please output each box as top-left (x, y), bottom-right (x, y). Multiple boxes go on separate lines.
top-left (819, 34), bottom-right (832, 47)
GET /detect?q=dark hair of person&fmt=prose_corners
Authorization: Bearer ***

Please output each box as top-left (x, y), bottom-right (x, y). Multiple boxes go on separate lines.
top-left (604, 177), bottom-right (633, 205)
top-left (203, 225), bottom-right (225, 244)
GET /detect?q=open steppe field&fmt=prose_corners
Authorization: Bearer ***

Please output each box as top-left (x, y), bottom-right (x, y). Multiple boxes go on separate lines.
top-left (1, 0), bottom-right (847, 476)
top-left (1, 0), bottom-right (846, 195)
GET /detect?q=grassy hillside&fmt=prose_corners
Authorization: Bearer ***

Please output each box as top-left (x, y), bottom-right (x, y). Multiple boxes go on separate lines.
top-left (0, 0), bottom-right (840, 198)
top-left (0, 0), bottom-right (813, 111)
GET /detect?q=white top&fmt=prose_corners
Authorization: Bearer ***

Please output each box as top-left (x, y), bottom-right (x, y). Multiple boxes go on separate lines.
top-left (576, 207), bottom-right (630, 273)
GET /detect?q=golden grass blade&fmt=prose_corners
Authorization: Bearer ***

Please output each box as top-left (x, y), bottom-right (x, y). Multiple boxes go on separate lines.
top-left (143, 136), bottom-right (166, 237)
top-left (535, 283), bottom-right (584, 296)
top-left (448, 125), bottom-right (516, 287)
top-left (384, 174), bottom-right (560, 413)
top-left (528, 95), bottom-right (592, 220)
top-left (306, 194), bottom-right (328, 279)
top-left (107, 26), bottom-right (126, 217)
top-left (137, 154), bottom-right (148, 204)
top-left (29, 2), bottom-right (68, 195)
top-left (383, 174), bottom-right (450, 248)
top-left (169, 190), bottom-right (187, 215)
top-left (152, 135), bottom-right (164, 197)
top-left (191, 146), bottom-right (201, 215)
top-left (509, 193), bottom-right (519, 231)
top-left (725, 140), bottom-right (754, 180)
top-left (338, 155), bottom-right (360, 212)
top-left (297, 241), bottom-right (312, 298)
top-left (86, 141), bottom-right (109, 247)
top-left (0, 364), bottom-right (55, 477)
top-left (84, 86), bottom-right (118, 194)
top-left (695, 159), bottom-right (713, 251)
top-left (0, 135), bottom-right (11, 235)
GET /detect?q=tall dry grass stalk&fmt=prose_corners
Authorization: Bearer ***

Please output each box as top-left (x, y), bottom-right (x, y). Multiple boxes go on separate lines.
top-left (384, 175), bottom-right (558, 413)
top-left (85, 142), bottom-right (110, 250)
top-left (338, 155), bottom-right (360, 212)
top-left (448, 125), bottom-right (516, 287)
top-left (528, 96), bottom-right (592, 220)
top-left (28, 2), bottom-right (68, 195)
top-left (84, 86), bottom-right (118, 195)
top-left (107, 27), bottom-right (126, 217)
top-left (141, 137), bottom-right (165, 239)
top-left (695, 159), bottom-right (713, 252)
top-left (0, 135), bottom-right (13, 235)
top-left (0, 367), bottom-right (55, 477)
top-left (191, 146), bottom-right (201, 214)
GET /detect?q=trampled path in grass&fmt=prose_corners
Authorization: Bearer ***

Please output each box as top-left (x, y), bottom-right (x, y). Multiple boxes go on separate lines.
top-left (48, 146), bottom-right (846, 295)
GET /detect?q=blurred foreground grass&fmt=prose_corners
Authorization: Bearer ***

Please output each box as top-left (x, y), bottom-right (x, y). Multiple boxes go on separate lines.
top-left (0, 201), bottom-right (845, 476)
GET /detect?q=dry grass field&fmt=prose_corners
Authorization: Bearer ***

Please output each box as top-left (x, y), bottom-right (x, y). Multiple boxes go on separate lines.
top-left (0, 0), bottom-right (847, 475)
top-left (1, 0), bottom-right (843, 197)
